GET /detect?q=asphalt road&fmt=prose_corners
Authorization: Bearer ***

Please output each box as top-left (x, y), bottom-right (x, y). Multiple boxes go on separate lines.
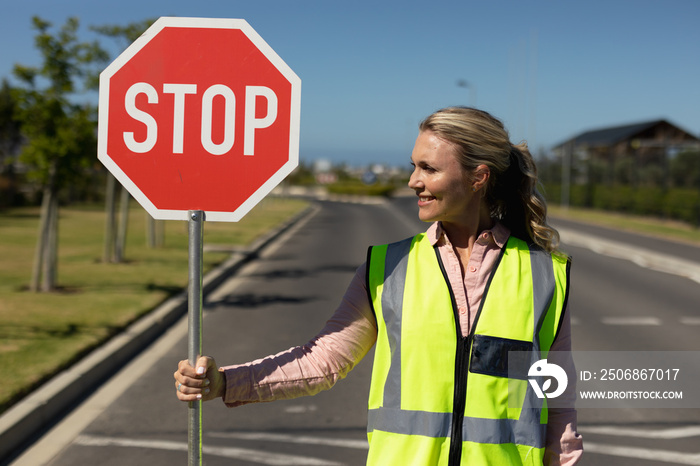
top-left (12, 197), bottom-right (700, 465)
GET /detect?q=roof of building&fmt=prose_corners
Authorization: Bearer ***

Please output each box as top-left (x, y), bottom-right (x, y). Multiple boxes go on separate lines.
top-left (575, 120), bottom-right (663, 145)
top-left (553, 119), bottom-right (700, 149)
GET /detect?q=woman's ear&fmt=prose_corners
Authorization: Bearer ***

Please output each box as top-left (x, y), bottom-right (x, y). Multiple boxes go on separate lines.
top-left (472, 164), bottom-right (490, 192)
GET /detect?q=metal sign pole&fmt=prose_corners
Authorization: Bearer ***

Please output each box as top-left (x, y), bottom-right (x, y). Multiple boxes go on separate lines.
top-left (187, 210), bottom-right (204, 466)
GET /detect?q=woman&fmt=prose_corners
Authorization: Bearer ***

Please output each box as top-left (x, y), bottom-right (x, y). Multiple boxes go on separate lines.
top-left (174, 107), bottom-right (583, 465)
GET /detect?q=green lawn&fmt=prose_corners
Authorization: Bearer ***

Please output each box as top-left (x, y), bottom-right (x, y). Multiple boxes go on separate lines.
top-left (0, 197), bottom-right (308, 413)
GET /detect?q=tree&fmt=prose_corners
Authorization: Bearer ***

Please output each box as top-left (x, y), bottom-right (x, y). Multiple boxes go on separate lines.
top-left (0, 79), bottom-right (23, 208)
top-left (92, 19), bottom-right (158, 262)
top-left (670, 150), bottom-right (700, 189)
top-left (13, 16), bottom-right (107, 291)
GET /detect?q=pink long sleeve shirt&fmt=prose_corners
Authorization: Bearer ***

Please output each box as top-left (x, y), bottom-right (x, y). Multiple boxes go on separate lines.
top-left (221, 221), bottom-right (583, 465)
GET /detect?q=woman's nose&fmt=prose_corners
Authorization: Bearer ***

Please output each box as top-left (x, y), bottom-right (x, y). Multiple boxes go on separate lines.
top-left (408, 170), bottom-right (422, 190)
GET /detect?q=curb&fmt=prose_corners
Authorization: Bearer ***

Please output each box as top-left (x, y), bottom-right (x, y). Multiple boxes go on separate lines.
top-left (0, 204), bottom-right (316, 465)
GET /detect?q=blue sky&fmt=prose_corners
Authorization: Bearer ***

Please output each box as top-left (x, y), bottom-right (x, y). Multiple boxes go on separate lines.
top-left (2, 0), bottom-right (699, 168)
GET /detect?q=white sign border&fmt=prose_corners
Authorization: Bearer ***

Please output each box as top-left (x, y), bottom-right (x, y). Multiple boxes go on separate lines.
top-left (98, 17), bottom-right (301, 222)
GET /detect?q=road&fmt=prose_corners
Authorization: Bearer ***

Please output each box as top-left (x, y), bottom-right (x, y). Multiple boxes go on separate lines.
top-left (12, 197), bottom-right (700, 465)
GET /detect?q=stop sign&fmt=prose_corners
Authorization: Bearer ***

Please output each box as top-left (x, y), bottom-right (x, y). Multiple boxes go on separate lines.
top-left (98, 17), bottom-right (301, 221)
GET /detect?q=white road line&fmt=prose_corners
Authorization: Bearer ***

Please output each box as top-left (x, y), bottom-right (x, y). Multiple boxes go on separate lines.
top-left (581, 425), bottom-right (700, 439)
top-left (584, 441), bottom-right (700, 465)
top-left (209, 431), bottom-right (369, 450)
top-left (74, 435), bottom-right (343, 466)
top-left (571, 316), bottom-right (700, 326)
top-left (601, 317), bottom-right (662, 325)
top-left (557, 227), bottom-right (700, 285)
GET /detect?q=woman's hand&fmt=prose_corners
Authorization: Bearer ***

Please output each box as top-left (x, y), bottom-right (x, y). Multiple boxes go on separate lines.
top-left (174, 356), bottom-right (225, 402)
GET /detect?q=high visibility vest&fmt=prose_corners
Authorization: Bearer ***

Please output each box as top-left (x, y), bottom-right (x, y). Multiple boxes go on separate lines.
top-left (365, 232), bottom-right (570, 465)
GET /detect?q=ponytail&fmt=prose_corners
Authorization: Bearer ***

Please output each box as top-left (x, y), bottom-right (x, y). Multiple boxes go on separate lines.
top-left (493, 143), bottom-right (560, 253)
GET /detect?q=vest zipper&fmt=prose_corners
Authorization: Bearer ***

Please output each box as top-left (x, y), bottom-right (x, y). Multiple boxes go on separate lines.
top-left (437, 243), bottom-right (506, 465)
top-left (434, 248), bottom-right (469, 466)
top-left (448, 334), bottom-right (470, 465)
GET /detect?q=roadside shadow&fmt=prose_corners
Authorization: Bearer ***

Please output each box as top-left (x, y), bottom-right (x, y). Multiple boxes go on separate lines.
top-left (206, 292), bottom-right (317, 309)
top-left (250, 263), bottom-right (360, 281)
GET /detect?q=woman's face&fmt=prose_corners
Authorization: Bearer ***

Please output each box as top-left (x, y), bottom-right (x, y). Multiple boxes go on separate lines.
top-left (408, 130), bottom-right (476, 227)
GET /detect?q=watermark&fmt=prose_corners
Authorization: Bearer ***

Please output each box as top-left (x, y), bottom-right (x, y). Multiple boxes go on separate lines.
top-left (528, 359), bottom-right (568, 399)
top-left (507, 351), bottom-right (700, 408)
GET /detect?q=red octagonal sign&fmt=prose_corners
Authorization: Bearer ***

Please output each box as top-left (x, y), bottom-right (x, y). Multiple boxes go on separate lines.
top-left (98, 17), bottom-right (301, 221)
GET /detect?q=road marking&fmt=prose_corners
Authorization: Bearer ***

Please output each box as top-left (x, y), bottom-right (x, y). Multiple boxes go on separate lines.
top-left (581, 425), bottom-right (700, 439)
top-left (284, 404), bottom-right (318, 414)
top-left (74, 435), bottom-right (343, 466)
top-left (557, 227), bottom-right (700, 285)
top-left (209, 431), bottom-right (369, 450)
top-left (601, 317), bottom-right (661, 325)
top-left (570, 316), bottom-right (700, 326)
top-left (584, 441), bottom-right (700, 465)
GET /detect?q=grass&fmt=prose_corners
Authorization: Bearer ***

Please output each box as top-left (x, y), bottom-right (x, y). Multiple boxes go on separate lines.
top-left (548, 205), bottom-right (700, 246)
top-left (0, 196), bottom-right (308, 414)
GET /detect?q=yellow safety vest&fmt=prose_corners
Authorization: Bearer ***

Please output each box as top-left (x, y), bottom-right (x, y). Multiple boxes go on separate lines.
top-left (366, 232), bottom-right (570, 465)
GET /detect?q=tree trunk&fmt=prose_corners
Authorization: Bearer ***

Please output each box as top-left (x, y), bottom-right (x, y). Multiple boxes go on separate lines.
top-left (41, 193), bottom-right (59, 292)
top-left (114, 186), bottom-right (130, 263)
top-left (103, 173), bottom-right (118, 262)
top-left (30, 160), bottom-right (60, 292)
top-left (30, 186), bottom-right (51, 292)
top-left (30, 183), bottom-right (59, 292)
top-left (146, 215), bottom-right (164, 248)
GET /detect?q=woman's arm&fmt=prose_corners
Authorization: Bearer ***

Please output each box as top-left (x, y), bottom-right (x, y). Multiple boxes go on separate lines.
top-left (544, 303), bottom-right (584, 465)
top-left (174, 264), bottom-right (377, 406)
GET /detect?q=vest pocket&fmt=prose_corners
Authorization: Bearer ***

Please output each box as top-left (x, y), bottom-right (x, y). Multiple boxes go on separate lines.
top-left (469, 335), bottom-right (533, 379)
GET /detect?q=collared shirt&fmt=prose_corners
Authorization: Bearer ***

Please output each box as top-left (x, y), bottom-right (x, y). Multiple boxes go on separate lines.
top-left (221, 221), bottom-right (583, 465)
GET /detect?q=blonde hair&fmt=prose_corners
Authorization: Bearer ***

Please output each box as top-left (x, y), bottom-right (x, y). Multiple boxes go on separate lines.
top-left (419, 106), bottom-right (560, 253)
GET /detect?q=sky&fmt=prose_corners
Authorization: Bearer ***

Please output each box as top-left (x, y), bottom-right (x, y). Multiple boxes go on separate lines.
top-left (1, 0), bottom-right (699, 168)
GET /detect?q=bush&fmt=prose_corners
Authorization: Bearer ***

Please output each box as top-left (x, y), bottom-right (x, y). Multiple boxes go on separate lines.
top-left (570, 185), bottom-right (591, 208)
top-left (664, 189), bottom-right (700, 225)
top-left (611, 186), bottom-right (635, 212)
top-left (633, 187), bottom-right (665, 217)
top-left (540, 184), bottom-right (561, 205)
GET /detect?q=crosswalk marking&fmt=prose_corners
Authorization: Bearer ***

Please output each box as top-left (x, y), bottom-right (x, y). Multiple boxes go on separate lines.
top-left (601, 316), bottom-right (661, 326)
top-left (74, 435), bottom-right (343, 466)
top-left (210, 431), bottom-right (368, 449)
top-left (584, 442), bottom-right (700, 465)
top-left (581, 425), bottom-right (700, 439)
top-left (570, 316), bottom-right (700, 326)
top-left (74, 430), bottom-right (700, 465)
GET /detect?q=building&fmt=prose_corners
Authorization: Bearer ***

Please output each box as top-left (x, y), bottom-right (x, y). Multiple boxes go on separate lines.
top-left (553, 119), bottom-right (700, 185)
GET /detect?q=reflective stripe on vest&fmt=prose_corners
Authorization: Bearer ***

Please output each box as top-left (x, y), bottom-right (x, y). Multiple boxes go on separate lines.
top-left (366, 233), bottom-right (570, 465)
